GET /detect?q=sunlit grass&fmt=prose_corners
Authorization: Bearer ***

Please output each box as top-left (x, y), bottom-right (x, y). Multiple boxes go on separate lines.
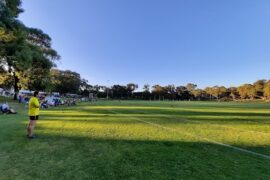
top-left (40, 101), bottom-right (270, 155)
top-left (0, 100), bottom-right (270, 179)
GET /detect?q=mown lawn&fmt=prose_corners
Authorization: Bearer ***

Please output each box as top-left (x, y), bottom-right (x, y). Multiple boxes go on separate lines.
top-left (0, 99), bottom-right (270, 179)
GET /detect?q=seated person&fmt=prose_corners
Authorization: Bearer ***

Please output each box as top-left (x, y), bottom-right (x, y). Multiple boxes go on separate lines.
top-left (41, 101), bottom-right (48, 109)
top-left (24, 96), bottom-right (30, 103)
top-left (0, 103), bottom-right (17, 114)
top-left (71, 99), bottom-right (77, 105)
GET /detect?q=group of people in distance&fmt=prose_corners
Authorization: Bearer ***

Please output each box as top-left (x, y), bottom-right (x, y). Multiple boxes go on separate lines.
top-left (0, 91), bottom-right (39, 139)
top-left (1, 91), bottom-right (82, 139)
top-left (18, 94), bottom-right (30, 104)
top-left (26, 92), bottom-right (79, 139)
top-left (19, 92), bottom-right (78, 109)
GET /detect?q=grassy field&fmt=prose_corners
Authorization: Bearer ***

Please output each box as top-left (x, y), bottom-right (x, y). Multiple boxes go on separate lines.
top-left (0, 99), bottom-right (270, 179)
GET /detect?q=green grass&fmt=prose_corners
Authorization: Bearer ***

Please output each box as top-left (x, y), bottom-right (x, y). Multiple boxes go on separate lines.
top-left (0, 99), bottom-right (270, 179)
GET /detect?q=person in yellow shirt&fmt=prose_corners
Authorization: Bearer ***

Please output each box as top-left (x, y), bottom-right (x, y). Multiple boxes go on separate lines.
top-left (27, 91), bottom-right (40, 139)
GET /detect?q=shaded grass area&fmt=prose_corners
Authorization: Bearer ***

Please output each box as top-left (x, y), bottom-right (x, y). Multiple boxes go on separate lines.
top-left (0, 100), bottom-right (270, 179)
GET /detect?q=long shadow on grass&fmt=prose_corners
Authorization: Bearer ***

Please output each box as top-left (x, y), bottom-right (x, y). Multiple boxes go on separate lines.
top-left (74, 107), bottom-right (270, 117)
top-left (78, 101), bottom-right (270, 110)
top-left (19, 133), bottom-right (270, 179)
top-left (44, 108), bottom-right (270, 118)
top-left (40, 115), bottom-right (270, 127)
top-left (41, 108), bottom-right (270, 125)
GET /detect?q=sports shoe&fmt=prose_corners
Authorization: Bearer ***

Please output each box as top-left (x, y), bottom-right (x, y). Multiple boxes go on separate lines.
top-left (27, 135), bottom-right (36, 139)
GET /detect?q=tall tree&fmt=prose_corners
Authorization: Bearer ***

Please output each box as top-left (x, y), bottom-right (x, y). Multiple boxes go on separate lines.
top-left (0, 0), bottom-right (59, 99)
top-left (142, 84), bottom-right (150, 100)
top-left (205, 87), bottom-right (214, 100)
top-left (212, 86), bottom-right (227, 100)
top-left (237, 84), bottom-right (256, 100)
top-left (186, 83), bottom-right (197, 92)
top-left (152, 85), bottom-right (164, 100)
top-left (1, 0), bottom-right (28, 98)
top-left (164, 85), bottom-right (176, 100)
top-left (79, 78), bottom-right (93, 96)
top-left (192, 89), bottom-right (204, 100)
top-left (51, 69), bottom-right (81, 94)
top-left (111, 85), bottom-right (128, 99)
top-left (143, 84), bottom-right (150, 93)
top-left (263, 81), bottom-right (270, 100)
top-left (176, 86), bottom-right (190, 100)
top-left (253, 80), bottom-right (266, 99)
top-left (126, 83), bottom-right (138, 98)
top-left (228, 87), bottom-right (239, 100)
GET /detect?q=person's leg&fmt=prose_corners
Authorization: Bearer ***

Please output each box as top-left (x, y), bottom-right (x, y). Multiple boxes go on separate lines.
top-left (28, 120), bottom-right (36, 137)
top-left (10, 109), bottom-right (17, 114)
top-left (31, 116), bottom-right (38, 136)
top-left (27, 121), bottom-right (31, 136)
top-left (27, 116), bottom-right (37, 137)
top-left (27, 116), bottom-right (33, 136)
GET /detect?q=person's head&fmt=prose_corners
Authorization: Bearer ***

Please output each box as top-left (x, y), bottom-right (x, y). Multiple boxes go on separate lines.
top-left (34, 91), bottom-right (39, 97)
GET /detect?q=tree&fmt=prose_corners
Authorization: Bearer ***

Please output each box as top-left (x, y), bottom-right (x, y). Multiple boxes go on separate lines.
top-left (126, 83), bottom-right (138, 98)
top-left (205, 87), bottom-right (214, 100)
top-left (212, 86), bottom-right (227, 100)
top-left (79, 79), bottom-right (93, 96)
top-left (263, 81), bottom-right (270, 100)
top-left (192, 89), bottom-right (204, 100)
top-left (0, 69), bottom-right (13, 89)
top-left (186, 83), bottom-right (197, 92)
top-left (164, 85), bottom-right (176, 100)
top-left (111, 85), bottom-right (128, 99)
top-left (50, 69), bottom-right (81, 94)
top-left (0, 1), bottom-right (59, 99)
top-left (228, 87), bottom-right (239, 100)
top-left (237, 84), bottom-right (256, 100)
top-left (246, 84), bottom-right (256, 100)
top-left (24, 28), bottom-right (59, 91)
top-left (1, 0), bottom-right (28, 97)
top-left (253, 80), bottom-right (266, 99)
top-left (152, 85), bottom-right (164, 100)
top-left (142, 84), bottom-right (150, 100)
top-left (143, 84), bottom-right (150, 93)
top-left (1, 0), bottom-right (23, 17)
top-left (176, 86), bottom-right (190, 100)
top-left (90, 85), bottom-right (107, 98)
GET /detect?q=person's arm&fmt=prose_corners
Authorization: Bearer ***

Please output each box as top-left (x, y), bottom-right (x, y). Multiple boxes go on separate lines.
top-left (34, 98), bottom-right (40, 108)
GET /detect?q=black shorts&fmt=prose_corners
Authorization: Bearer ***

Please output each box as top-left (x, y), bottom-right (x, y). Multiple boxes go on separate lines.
top-left (29, 116), bottom-right (39, 121)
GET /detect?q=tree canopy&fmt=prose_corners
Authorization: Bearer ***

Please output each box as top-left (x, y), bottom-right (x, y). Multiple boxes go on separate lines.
top-left (0, 0), bottom-right (59, 98)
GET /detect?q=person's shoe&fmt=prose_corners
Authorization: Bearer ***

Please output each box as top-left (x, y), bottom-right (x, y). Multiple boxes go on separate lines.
top-left (27, 135), bottom-right (36, 139)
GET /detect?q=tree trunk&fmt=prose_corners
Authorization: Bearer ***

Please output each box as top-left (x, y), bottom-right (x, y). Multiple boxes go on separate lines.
top-left (13, 73), bottom-right (19, 100)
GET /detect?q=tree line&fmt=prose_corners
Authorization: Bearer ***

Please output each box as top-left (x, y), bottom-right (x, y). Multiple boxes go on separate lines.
top-left (80, 80), bottom-right (270, 101)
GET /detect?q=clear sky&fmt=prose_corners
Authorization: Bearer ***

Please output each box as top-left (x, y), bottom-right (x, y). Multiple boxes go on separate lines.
top-left (19, 0), bottom-right (270, 89)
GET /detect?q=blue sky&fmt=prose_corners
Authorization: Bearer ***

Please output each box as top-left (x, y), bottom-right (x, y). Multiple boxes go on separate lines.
top-left (19, 0), bottom-right (270, 89)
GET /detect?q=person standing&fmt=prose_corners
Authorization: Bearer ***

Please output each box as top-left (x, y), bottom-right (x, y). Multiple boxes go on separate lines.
top-left (27, 91), bottom-right (40, 139)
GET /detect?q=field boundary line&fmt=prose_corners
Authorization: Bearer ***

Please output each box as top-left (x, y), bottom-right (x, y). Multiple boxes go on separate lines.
top-left (109, 110), bottom-right (270, 160)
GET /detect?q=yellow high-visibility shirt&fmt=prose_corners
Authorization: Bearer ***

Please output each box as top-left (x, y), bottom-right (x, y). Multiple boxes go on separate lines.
top-left (28, 97), bottom-right (40, 116)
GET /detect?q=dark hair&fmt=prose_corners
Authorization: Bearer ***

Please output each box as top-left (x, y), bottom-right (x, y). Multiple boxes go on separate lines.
top-left (34, 91), bottom-right (39, 97)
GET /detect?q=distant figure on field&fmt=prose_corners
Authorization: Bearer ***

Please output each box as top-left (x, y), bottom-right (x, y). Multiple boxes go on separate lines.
top-left (27, 91), bottom-right (40, 139)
